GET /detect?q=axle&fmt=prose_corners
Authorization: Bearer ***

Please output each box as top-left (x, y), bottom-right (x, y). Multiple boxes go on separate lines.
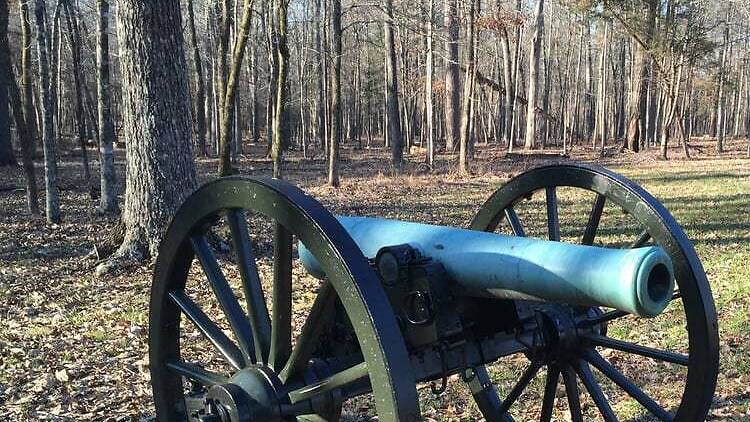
top-left (299, 216), bottom-right (675, 317)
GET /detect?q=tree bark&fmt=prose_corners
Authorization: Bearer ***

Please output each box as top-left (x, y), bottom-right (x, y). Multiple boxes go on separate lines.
top-left (271, 0), bottom-right (288, 178)
top-left (327, 0), bottom-right (341, 186)
top-left (524, 0), bottom-right (544, 150)
top-left (63, 1), bottom-right (92, 188)
top-left (217, 0), bottom-right (232, 174)
top-left (443, 0), bottom-right (459, 152)
top-left (113, 0), bottom-right (197, 260)
top-left (218, 0), bottom-right (254, 176)
top-left (19, 0), bottom-right (38, 154)
top-left (1, 1), bottom-right (39, 213)
top-left (384, 0), bottom-right (403, 168)
top-left (187, 0), bottom-right (208, 157)
top-left (35, 0), bottom-right (61, 223)
top-left (459, 0), bottom-right (476, 173)
top-left (425, 0), bottom-right (435, 167)
top-left (96, 0), bottom-right (118, 214)
top-left (0, 0), bottom-right (14, 167)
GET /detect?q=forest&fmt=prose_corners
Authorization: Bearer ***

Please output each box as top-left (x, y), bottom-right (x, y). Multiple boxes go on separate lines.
top-left (1, 0), bottom-right (750, 420)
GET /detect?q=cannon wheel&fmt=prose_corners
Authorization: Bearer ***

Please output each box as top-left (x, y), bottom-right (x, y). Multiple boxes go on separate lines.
top-left (468, 164), bottom-right (719, 422)
top-left (149, 177), bottom-right (420, 421)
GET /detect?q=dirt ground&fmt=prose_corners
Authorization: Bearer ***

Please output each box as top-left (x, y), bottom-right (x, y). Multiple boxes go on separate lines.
top-left (1, 137), bottom-right (749, 421)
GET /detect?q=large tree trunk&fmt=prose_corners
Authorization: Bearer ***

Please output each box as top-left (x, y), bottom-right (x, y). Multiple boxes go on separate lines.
top-left (187, 0), bottom-right (208, 157)
top-left (96, 0), bottom-right (118, 214)
top-left (443, 0), bottom-right (459, 152)
top-left (113, 0), bottom-right (196, 260)
top-left (384, 0), bottom-right (403, 168)
top-left (327, 0), bottom-right (341, 186)
top-left (271, 0), bottom-right (288, 178)
top-left (35, 0), bottom-right (61, 223)
top-left (524, 0), bottom-right (544, 150)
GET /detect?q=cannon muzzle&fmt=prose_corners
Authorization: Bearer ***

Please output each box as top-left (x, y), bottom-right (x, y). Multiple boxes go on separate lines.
top-left (299, 216), bottom-right (675, 317)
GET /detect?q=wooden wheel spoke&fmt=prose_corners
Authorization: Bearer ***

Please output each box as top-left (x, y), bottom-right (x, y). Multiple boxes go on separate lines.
top-left (629, 229), bottom-right (651, 248)
top-left (504, 207), bottom-right (526, 237)
top-left (584, 350), bottom-right (673, 421)
top-left (539, 365), bottom-right (560, 422)
top-left (583, 334), bottom-right (689, 366)
top-left (280, 280), bottom-right (337, 382)
top-left (580, 309), bottom-right (629, 328)
top-left (582, 194), bottom-right (606, 245)
top-left (169, 291), bottom-right (244, 370)
top-left (191, 235), bottom-right (256, 364)
top-left (498, 362), bottom-right (542, 414)
top-left (288, 362), bottom-right (369, 404)
top-left (269, 223), bottom-right (293, 370)
top-left (562, 365), bottom-right (584, 422)
top-left (575, 360), bottom-right (618, 422)
top-left (225, 209), bottom-right (272, 364)
top-left (166, 360), bottom-right (229, 387)
top-left (545, 187), bottom-right (560, 241)
top-left (465, 365), bottom-right (509, 421)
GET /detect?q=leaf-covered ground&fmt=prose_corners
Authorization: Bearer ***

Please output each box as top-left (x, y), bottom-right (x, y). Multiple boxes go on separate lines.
top-left (1, 139), bottom-right (749, 421)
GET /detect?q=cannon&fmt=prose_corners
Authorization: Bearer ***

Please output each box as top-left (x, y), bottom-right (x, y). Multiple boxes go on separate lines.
top-left (149, 164), bottom-right (719, 422)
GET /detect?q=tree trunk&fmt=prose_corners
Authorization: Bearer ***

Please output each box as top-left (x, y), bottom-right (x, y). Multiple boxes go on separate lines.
top-left (443, 0), bottom-right (459, 152)
top-left (217, 0), bottom-right (232, 174)
top-left (219, 0), bottom-right (254, 176)
top-left (63, 1), bottom-right (92, 189)
top-left (327, 0), bottom-right (341, 186)
top-left (271, 0), bottom-right (288, 178)
top-left (35, 0), bottom-right (61, 223)
top-left (384, 0), bottom-right (403, 168)
top-left (593, 21), bottom-right (609, 153)
top-left (0, 3), bottom-right (15, 168)
top-left (458, 0), bottom-right (476, 173)
top-left (20, 0), bottom-right (38, 154)
top-left (1, 1), bottom-right (39, 213)
top-left (113, 0), bottom-right (197, 260)
top-left (187, 0), bottom-right (208, 157)
top-left (425, 0), bottom-right (435, 167)
top-left (96, 0), bottom-right (118, 214)
top-left (500, 27), bottom-right (513, 148)
top-left (524, 0), bottom-right (544, 150)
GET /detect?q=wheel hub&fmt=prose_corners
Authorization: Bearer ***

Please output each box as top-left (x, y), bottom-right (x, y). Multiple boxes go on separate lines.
top-left (193, 366), bottom-right (284, 422)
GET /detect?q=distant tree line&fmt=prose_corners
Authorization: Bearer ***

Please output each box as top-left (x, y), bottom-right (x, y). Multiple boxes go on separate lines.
top-left (0, 0), bottom-right (749, 263)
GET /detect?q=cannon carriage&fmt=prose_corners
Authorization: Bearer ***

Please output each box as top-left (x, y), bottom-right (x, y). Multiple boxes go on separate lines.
top-left (149, 164), bottom-right (719, 421)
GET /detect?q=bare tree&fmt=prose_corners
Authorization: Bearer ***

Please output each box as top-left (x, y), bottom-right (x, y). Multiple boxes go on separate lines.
top-left (271, 0), bottom-right (288, 178)
top-left (97, 0), bottom-right (118, 214)
top-left (219, 0), bottom-right (254, 176)
top-left (327, 0), bottom-right (342, 186)
top-left (384, 0), bottom-right (403, 168)
top-left (187, 0), bottom-right (208, 157)
top-left (35, 0), bottom-right (61, 223)
top-left (459, 0), bottom-right (476, 173)
top-left (524, 0), bottom-right (544, 150)
top-left (444, 0), bottom-right (459, 152)
top-left (0, 0), bottom-right (15, 167)
top-left (107, 0), bottom-right (196, 262)
top-left (425, 0), bottom-right (435, 167)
